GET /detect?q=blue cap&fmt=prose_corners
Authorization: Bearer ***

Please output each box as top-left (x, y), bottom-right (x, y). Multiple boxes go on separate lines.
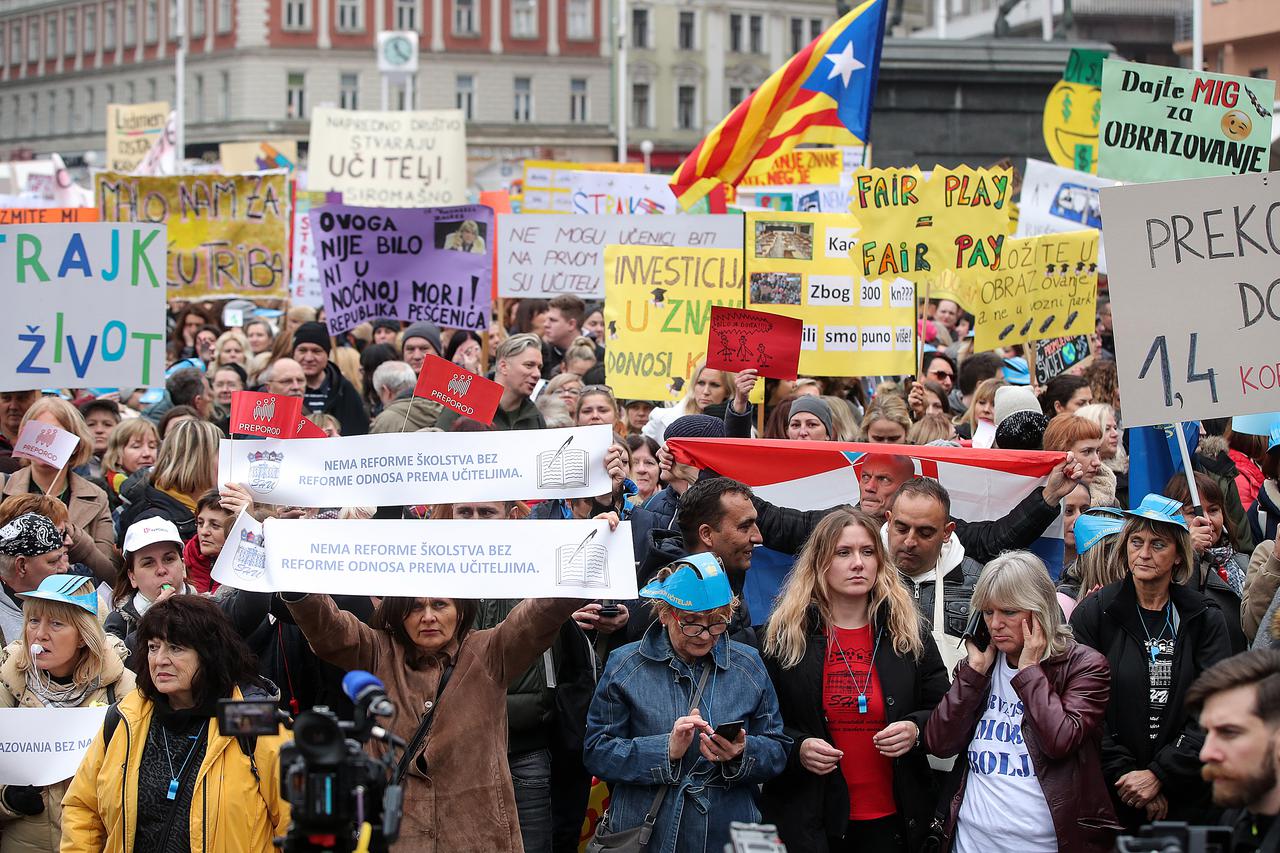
top-left (1232, 412), bottom-right (1280, 438)
top-left (1074, 509), bottom-right (1124, 554)
top-left (1002, 357), bottom-right (1030, 386)
top-left (17, 574), bottom-right (98, 614)
top-left (639, 553), bottom-right (732, 612)
top-left (1123, 494), bottom-right (1189, 530)
top-left (1269, 425), bottom-right (1280, 453)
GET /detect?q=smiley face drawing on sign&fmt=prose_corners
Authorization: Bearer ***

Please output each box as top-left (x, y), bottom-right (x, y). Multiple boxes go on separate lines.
top-left (1221, 109), bottom-right (1253, 141)
top-left (1042, 80), bottom-right (1102, 174)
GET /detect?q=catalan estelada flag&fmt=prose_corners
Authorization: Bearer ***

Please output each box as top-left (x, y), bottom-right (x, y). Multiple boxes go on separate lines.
top-left (669, 0), bottom-right (887, 209)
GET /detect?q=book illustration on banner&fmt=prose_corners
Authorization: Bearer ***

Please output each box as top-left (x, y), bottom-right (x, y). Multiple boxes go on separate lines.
top-left (247, 450), bottom-right (284, 493)
top-left (233, 528), bottom-right (266, 582)
top-left (537, 437), bottom-right (589, 489)
top-left (555, 531), bottom-right (610, 589)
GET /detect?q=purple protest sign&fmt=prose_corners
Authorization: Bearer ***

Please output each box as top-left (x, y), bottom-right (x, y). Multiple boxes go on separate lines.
top-left (312, 203), bottom-right (492, 334)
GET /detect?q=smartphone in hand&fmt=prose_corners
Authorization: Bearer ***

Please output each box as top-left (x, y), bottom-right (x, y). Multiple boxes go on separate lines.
top-left (712, 720), bottom-right (745, 741)
top-left (961, 610), bottom-right (991, 652)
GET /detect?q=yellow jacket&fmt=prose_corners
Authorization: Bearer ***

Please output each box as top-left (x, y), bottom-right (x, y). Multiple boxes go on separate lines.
top-left (59, 685), bottom-right (290, 852)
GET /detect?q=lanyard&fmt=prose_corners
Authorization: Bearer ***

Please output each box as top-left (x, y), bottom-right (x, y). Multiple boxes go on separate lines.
top-left (831, 625), bottom-right (882, 715)
top-left (1136, 602), bottom-right (1176, 664)
top-left (161, 720), bottom-right (207, 800)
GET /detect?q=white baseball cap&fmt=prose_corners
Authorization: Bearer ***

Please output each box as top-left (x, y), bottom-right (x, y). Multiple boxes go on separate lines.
top-left (123, 518), bottom-right (184, 556)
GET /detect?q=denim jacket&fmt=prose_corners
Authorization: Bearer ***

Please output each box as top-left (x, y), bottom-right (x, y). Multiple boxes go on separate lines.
top-left (584, 621), bottom-right (791, 853)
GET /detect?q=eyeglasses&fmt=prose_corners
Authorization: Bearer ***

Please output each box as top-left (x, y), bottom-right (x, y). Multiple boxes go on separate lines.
top-left (677, 619), bottom-right (731, 637)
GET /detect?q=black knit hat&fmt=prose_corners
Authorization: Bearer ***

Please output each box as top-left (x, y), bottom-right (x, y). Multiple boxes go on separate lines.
top-left (293, 321), bottom-right (332, 355)
top-left (994, 410), bottom-right (1049, 451)
top-left (664, 414), bottom-right (726, 442)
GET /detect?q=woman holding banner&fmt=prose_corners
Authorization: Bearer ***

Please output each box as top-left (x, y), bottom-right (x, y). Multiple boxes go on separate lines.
top-left (0, 574), bottom-right (135, 853)
top-left (643, 360), bottom-right (733, 444)
top-left (1, 398), bottom-right (120, 584)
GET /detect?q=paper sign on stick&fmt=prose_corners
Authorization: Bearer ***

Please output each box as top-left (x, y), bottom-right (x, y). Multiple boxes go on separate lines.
top-left (229, 391), bottom-right (303, 439)
top-left (12, 421), bottom-right (80, 469)
top-left (520, 160), bottom-right (643, 214)
top-left (414, 355), bottom-right (503, 426)
top-left (0, 707), bottom-right (107, 786)
top-left (1016, 159), bottom-right (1114, 273)
top-left (105, 102), bottom-right (169, 173)
top-left (566, 171), bottom-right (679, 215)
top-left (1034, 335), bottom-right (1092, 385)
top-left (706, 307), bottom-right (803, 380)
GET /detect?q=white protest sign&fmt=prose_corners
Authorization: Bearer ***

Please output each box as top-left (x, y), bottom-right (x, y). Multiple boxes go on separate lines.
top-left (1100, 170), bottom-right (1280, 427)
top-left (1017, 158), bottom-right (1115, 273)
top-left (12, 420), bottom-right (80, 469)
top-left (217, 424), bottom-right (614, 507)
top-left (565, 171), bottom-right (680, 215)
top-left (0, 707), bottom-right (107, 785)
top-left (1, 223), bottom-right (168, 391)
top-left (290, 185), bottom-right (325, 308)
top-left (306, 108), bottom-right (467, 208)
top-left (497, 214), bottom-right (742, 298)
top-left (213, 515), bottom-right (638, 599)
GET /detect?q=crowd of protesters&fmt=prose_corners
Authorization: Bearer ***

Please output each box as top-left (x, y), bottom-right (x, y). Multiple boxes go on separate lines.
top-left (0, 292), bottom-right (1278, 853)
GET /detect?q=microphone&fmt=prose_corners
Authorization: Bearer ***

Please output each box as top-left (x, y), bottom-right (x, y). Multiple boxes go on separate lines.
top-left (342, 670), bottom-right (394, 718)
top-left (29, 644), bottom-right (44, 657)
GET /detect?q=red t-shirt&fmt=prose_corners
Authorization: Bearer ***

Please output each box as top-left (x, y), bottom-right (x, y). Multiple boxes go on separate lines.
top-left (823, 624), bottom-right (896, 820)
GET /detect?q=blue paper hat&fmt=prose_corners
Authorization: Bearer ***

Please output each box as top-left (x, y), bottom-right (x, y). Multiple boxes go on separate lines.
top-left (1002, 357), bottom-right (1031, 386)
top-left (17, 574), bottom-right (98, 614)
top-left (639, 553), bottom-right (732, 612)
top-left (1124, 494), bottom-right (1189, 530)
top-left (1269, 425), bottom-right (1280, 453)
top-left (1074, 510), bottom-right (1124, 554)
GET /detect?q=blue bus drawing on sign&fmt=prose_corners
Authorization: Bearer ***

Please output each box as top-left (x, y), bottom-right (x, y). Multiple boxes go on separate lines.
top-left (1049, 183), bottom-right (1101, 229)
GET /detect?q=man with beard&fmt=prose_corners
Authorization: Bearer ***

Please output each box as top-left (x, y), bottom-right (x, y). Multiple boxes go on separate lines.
top-left (1189, 649), bottom-right (1280, 852)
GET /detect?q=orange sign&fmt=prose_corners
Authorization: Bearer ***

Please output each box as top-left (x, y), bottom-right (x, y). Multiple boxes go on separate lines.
top-left (0, 208), bottom-right (99, 225)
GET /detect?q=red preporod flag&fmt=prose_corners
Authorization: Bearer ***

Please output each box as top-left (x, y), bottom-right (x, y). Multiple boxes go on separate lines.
top-left (414, 354), bottom-right (503, 426)
top-left (706, 306), bottom-right (804, 380)
top-left (295, 416), bottom-right (328, 438)
top-left (229, 391), bottom-right (303, 439)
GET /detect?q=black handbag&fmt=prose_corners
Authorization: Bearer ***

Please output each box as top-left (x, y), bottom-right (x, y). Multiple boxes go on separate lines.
top-left (585, 664), bottom-right (713, 853)
top-left (395, 662), bottom-right (454, 784)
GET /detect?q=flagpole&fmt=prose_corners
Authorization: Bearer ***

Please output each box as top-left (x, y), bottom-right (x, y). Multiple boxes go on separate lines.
top-left (615, 0), bottom-right (628, 163)
top-left (1172, 422), bottom-right (1204, 516)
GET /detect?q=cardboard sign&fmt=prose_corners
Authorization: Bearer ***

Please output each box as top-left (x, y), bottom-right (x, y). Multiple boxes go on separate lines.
top-left (1101, 170), bottom-right (1280, 426)
top-left (1098, 60), bottom-right (1275, 183)
top-left (219, 140), bottom-right (298, 173)
top-left (0, 707), bottom-right (107, 786)
top-left (520, 160), bottom-right (643, 214)
top-left (105, 102), bottom-right (169, 173)
top-left (744, 211), bottom-right (916, 376)
top-left (414, 354), bottom-right (502, 426)
top-left (0, 208), bottom-right (98, 225)
top-left (496, 214), bottom-right (742, 299)
top-left (12, 420), bottom-right (80, 469)
top-left (311, 203), bottom-right (492, 335)
top-left (740, 148), bottom-right (848, 188)
top-left (306, 108), bottom-right (468, 208)
top-left (1034, 335), bottom-right (1092, 384)
top-left (706, 307), bottom-right (802, 380)
top-left (1016, 158), bottom-right (1115, 273)
top-left (94, 172), bottom-right (290, 299)
top-left (229, 391), bottom-right (303, 439)
top-left (603, 246), bottom-right (743, 401)
top-left (0, 223), bottom-right (168, 391)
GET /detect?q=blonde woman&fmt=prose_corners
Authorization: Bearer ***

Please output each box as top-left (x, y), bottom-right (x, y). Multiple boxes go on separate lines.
top-left (644, 360), bottom-right (734, 443)
top-left (1, 398), bottom-right (120, 583)
top-left (859, 397), bottom-right (912, 444)
top-left (0, 574), bottom-right (135, 853)
top-left (927, 551), bottom-right (1119, 853)
top-left (116, 419), bottom-right (221, 545)
top-left (560, 336), bottom-right (599, 377)
top-left (211, 329), bottom-right (249, 369)
top-left (101, 418), bottom-right (159, 505)
top-left (956, 376), bottom-right (1005, 442)
top-left (761, 509), bottom-right (948, 853)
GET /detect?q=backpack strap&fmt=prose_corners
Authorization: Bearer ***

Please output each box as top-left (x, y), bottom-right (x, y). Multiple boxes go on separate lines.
top-left (102, 703), bottom-right (122, 747)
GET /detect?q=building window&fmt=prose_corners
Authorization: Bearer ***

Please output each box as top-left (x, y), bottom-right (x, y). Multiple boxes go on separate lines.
top-left (748, 14), bottom-right (762, 53)
top-left (191, 0), bottom-right (205, 35)
top-left (677, 84), bottom-right (696, 130)
top-left (513, 75), bottom-right (531, 121)
top-left (219, 70), bottom-right (229, 118)
top-left (193, 72), bottom-right (203, 120)
top-left (729, 13), bottom-right (741, 52)
top-left (677, 10), bottom-right (693, 50)
top-left (217, 0), bottom-right (231, 33)
top-left (455, 73), bottom-right (474, 119)
top-left (168, 0), bottom-right (177, 40)
top-left (65, 88), bottom-right (75, 132)
top-left (126, 80), bottom-right (135, 101)
top-left (124, 4), bottom-right (136, 45)
top-left (283, 0), bottom-right (308, 29)
top-left (286, 71), bottom-right (305, 117)
top-left (569, 77), bottom-right (587, 123)
top-left (336, 0), bottom-right (361, 31)
top-left (339, 72), bottom-right (358, 108)
top-left (47, 93), bottom-right (56, 135)
top-left (511, 0), bottom-right (535, 38)
top-left (453, 0), bottom-right (476, 34)
top-left (567, 0), bottom-right (590, 39)
top-left (65, 10), bottom-right (76, 54)
top-left (0, 26), bottom-right (5, 65)
top-left (86, 86), bottom-right (95, 128)
top-left (11, 24), bottom-right (21, 63)
top-left (393, 0), bottom-right (414, 30)
top-left (147, 77), bottom-right (156, 99)
top-left (729, 85), bottom-right (744, 106)
top-left (631, 81), bottom-right (649, 128)
top-left (84, 9), bottom-right (96, 51)
top-left (144, 0), bottom-right (157, 43)
top-left (630, 7), bottom-right (647, 48)
top-left (104, 6), bottom-right (116, 49)
top-left (28, 19), bottom-right (39, 61)
top-left (46, 15), bottom-right (58, 58)
top-left (810, 18), bottom-right (822, 39)
top-left (789, 17), bottom-right (803, 55)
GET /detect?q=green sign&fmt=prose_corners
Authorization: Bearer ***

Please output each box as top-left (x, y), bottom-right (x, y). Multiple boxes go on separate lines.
top-left (1097, 59), bottom-right (1275, 183)
top-left (1064, 49), bottom-right (1107, 87)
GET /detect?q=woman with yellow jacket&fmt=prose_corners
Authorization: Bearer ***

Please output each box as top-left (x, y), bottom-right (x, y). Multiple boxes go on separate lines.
top-left (61, 595), bottom-right (289, 852)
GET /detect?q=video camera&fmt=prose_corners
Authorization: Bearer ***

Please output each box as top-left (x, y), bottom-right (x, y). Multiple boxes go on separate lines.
top-left (1115, 821), bottom-right (1233, 853)
top-left (218, 670), bottom-right (406, 853)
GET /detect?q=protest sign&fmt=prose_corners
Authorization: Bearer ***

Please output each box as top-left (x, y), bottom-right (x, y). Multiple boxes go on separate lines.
top-left (95, 172), bottom-right (289, 299)
top-left (306, 108), bottom-right (467, 207)
top-left (105, 102), bottom-right (169, 172)
top-left (740, 148), bottom-right (848, 188)
top-left (706, 307), bottom-right (802, 380)
top-left (0, 208), bottom-right (98, 225)
top-left (312, 204), bottom-right (492, 335)
top-left (520, 160), bottom-right (644, 214)
top-left (1097, 60), bottom-right (1275, 183)
top-left (230, 391), bottom-right (303, 438)
top-left (12, 420), bottom-right (80, 469)
top-left (1017, 158), bottom-right (1114, 273)
top-left (212, 513), bottom-right (638, 599)
top-left (950, 230), bottom-right (1098, 352)
top-left (414, 354), bottom-right (502, 426)
top-left (744, 211), bottom-right (916, 376)
top-left (219, 140), bottom-right (297, 172)
top-left (497, 214), bottom-right (741, 299)
top-left (1034, 335), bottom-right (1092, 384)
top-left (290, 188), bottom-right (327, 307)
top-left (0, 707), bottom-right (107, 786)
top-left (1042, 61), bottom-right (1102, 173)
top-left (602, 246), bottom-right (743, 401)
top-left (566, 171), bottom-right (679, 215)
top-left (217, 424), bottom-right (613, 506)
top-left (0, 223), bottom-right (167, 390)
top-left (1100, 170), bottom-right (1280, 427)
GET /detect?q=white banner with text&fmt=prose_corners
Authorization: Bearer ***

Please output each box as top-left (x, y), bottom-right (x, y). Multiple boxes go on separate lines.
top-left (0, 707), bottom-right (107, 785)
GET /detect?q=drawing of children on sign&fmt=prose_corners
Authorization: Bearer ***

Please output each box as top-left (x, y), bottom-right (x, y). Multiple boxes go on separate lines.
top-left (735, 335), bottom-right (753, 361)
top-left (716, 332), bottom-right (734, 360)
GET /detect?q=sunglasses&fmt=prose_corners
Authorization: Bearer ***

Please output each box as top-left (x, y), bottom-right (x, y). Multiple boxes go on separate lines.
top-left (677, 619), bottom-right (731, 638)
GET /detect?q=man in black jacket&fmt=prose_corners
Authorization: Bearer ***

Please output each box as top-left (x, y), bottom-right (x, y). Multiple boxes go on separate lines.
top-left (292, 321), bottom-right (370, 436)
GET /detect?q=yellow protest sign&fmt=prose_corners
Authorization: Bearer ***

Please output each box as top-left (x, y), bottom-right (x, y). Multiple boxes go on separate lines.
top-left (94, 172), bottom-right (290, 300)
top-left (218, 139), bottom-right (298, 172)
top-left (743, 212), bottom-right (915, 376)
top-left (521, 160), bottom-right (644, 214)
top-left (1043, 80), bottom-right (1102, 174)
top-left (105, 102), bottom-right (169, 173)
top-left (603, 246), bottom-right (743, 401)
top-left (950, 229), bottom-right (1098, 352)
top-left (740, 149), bottom-right (845, 188)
